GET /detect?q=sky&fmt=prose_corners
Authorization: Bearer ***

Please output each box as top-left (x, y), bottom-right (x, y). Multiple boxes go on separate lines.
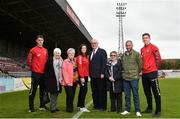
top-left (67, 0), bottom-right (180, 59)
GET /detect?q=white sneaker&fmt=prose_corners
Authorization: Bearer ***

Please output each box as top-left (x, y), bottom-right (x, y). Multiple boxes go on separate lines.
top-left (121, 110), bottom-right (130, 115)
top-left (39, 107), bottom-right (46, 111)
top-left (79, 107), bottom-right (90, 112)
top-left (136, 112), bottom-right (142, 117)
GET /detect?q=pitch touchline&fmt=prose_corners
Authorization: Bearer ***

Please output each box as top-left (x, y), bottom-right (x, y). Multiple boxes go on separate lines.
top-left (72, 100), bottom-right (93, 119)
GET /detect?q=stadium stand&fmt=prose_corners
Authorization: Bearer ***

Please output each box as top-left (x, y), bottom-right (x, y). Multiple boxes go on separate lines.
top-left (0, 56), bottom-right (30, 78)
top-left (0, 0), bottom-right (92, 79)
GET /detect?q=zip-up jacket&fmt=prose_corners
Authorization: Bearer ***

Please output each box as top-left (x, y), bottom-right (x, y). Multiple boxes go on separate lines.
top-left (76, 54), bottom-right (89, 78)
top-left (61, 58), bottom-right (78, 86)
top-left (141, 43), bottom-right (161, 74)
top-left (26, 46), bottom-right (48, 74)
top-left (122, 49), bottom-right (142, 80)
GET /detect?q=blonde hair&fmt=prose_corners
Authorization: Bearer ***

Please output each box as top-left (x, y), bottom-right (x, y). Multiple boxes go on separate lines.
top-left (67, 48), bottom-right (75, 54)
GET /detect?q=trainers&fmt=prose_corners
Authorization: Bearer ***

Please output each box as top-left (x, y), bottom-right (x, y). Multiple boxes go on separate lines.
top-left (29, 108), bottom-right (35, 112)
top-left (121, 110), bottom-right (130, 115)
top-left (39, 107), bottom-right (46, 111)
top-left (39, 105), bottom-right (48, 111)
top-left (79, 107), bottom-right (90, 112)
top-left (136, 112), bottom-right (142, 117)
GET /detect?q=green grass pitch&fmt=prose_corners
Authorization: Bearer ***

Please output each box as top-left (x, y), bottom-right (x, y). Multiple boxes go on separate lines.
top-left (0, 78), bottom-right (180, 118)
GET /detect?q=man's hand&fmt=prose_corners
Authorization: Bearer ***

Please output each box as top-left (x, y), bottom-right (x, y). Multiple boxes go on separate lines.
top-left (100, 74), bottom-right (104, 79)
top-left (139, 71), bottom-right (142, 76)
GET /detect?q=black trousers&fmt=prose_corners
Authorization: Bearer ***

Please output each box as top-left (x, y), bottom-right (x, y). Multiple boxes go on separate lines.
top-left (142, 71), bottom-right (161, 113)
top-left (77, 76), bottom-right (88, 108)
top-left (64, 83), bottom-right (76, 112)
top-left (29, 72), bottom-right (45, 109)
top-left (109, 89), bottom-right (122, 112)
top-left (90, 77), bottom-right (107, 110)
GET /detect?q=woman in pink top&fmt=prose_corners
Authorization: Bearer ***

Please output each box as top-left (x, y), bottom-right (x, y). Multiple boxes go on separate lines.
top-left (62, 48), bottom-right (78, 112)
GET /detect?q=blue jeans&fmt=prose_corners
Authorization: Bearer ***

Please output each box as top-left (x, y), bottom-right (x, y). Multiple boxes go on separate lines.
top-left (123, 79), bottom-right (140, 112)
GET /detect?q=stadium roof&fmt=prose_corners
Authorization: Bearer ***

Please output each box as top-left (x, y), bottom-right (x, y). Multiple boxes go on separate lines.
top-left (0, 0), bottom-right (92, 54)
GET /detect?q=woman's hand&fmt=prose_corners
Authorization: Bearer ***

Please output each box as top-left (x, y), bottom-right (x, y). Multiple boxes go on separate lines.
top-left (109, 76), bottom-right (115, 82)
top-left (67, 83), bottom-right (73, 86)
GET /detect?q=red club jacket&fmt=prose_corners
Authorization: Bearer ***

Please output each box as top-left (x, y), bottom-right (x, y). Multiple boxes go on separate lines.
top-left (141, 43), bottom-right (161, 74)
top-left (76, 54), bottom-right (89, 78)
top-left (26, 46), bottom-right (48, 74)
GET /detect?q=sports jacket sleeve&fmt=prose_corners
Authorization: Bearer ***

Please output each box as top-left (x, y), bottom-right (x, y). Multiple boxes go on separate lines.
top-left (26, 49), bottom-right (33, 68)
top-left (152, 46), bottom-right (161, 69)
top-left (76, 56), bottom-right (84, 78)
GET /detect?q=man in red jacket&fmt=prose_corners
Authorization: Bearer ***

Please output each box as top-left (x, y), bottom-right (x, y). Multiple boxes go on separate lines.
top-left (26, 35), bottom-right (48, 112)
top-left (141, 33), bottom-right (161, 117)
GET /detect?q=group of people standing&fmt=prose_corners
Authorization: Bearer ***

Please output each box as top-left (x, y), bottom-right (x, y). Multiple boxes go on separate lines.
top-left (26, 33), bottom-right (161, 117)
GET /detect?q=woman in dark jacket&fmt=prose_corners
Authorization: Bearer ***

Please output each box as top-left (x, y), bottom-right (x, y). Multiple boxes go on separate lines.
top-left (106, 51), bottom-right (123, 113)
top-left (44, 48), bottom-right (63, 113)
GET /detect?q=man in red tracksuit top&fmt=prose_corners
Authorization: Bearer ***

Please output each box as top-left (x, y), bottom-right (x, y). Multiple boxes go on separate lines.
top-left (26, 35), bottom-right (48, 112)
top-left (141, 33), bottom-right (161, 117)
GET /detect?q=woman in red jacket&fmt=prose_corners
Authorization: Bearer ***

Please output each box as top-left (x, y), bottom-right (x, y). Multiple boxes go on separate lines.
top-left (76, 44), bottom-right (90, 112)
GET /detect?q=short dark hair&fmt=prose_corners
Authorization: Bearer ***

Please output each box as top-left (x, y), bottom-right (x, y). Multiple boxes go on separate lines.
top-left (142, 33), bottom-right (150, 38)
top-left (36, 35), bottom-right (44, 39)
top-left (126, 40), bottom-right (133, 45)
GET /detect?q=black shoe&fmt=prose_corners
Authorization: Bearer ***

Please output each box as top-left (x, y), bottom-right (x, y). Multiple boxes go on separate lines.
top-left (55, 109), bottom-right (60, 111)
top-left (100, 108), bottom-right (106, 112)
top-left (66, 109), bottom-right (73, 113)
top-left (92, 107), bottom-right (101, 111)
top-left (29, 108), bottom-right (35, 112)
top-left (110, 108), bottom-right (116, 112)
top-left (51, 110), bottom-right (56, 113)
top-left (153, 112), bottom-right (161, 117)
top-left (93, 107), bottom-right (100, 110)
top-left (142, 108), bottom-right (152, 113)
top-left (117, 109), bottom-right (122, 113)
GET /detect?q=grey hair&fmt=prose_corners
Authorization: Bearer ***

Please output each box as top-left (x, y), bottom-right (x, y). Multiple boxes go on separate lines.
top-left (67, 48), bottom-right (75, 54)
top-left (53, 48), bottom-right (61, 55)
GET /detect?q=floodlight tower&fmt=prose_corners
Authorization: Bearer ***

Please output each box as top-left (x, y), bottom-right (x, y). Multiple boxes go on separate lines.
top-left (116, 2), bottom-right (127, 55)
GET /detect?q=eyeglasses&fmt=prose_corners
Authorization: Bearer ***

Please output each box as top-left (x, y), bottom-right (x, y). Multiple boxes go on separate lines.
top-left (110, 55), bottom-right (116, 57)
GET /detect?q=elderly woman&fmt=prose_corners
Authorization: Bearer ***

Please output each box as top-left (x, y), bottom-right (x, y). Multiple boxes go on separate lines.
top-left (44, 48), bottom-right (63, 113)
top-left (62, 48), bottom-right (78, 112)
top-left (106, 51), bottom-right (123, 113)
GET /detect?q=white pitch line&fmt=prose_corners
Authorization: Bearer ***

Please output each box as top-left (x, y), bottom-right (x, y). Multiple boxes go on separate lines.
top-left (72, 100), bottom-right (93, 119)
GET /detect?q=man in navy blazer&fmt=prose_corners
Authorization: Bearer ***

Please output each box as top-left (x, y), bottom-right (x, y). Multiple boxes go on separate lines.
top-left (89, 38), bottom-right (107, 111)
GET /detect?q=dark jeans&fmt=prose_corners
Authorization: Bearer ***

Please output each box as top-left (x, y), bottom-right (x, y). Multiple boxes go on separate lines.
top-left (29, 72), bottom-right (45, 109)
top-left (64, 83), bottom-right (76, 112)
top-left (90, 77), bottom-right (107, 110)
top-left (123, 79), bottom-right (140, 112)
top-left (142, 71), bottom-right (161, 113)
top-left (109, 89), bottom-right (122, 112)
top-left (77, 76), bottom-right (88, 108)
